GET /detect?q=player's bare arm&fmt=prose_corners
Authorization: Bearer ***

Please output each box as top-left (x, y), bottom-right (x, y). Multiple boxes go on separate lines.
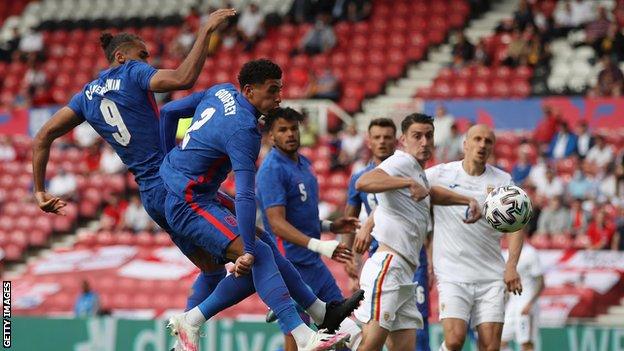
top-left (149, 8), bottom-right (236, 92)
top-left (505, 231), bottom-right (524, 295)
top-left (32, 107), bottom-right (85, 215)
top-left (356, 168), bottom-right (428, 200)
top-left (342, 204), bottom-right (361, 278)
top-left (266, 206), bottom-right (354, 263)
top-left (429, 185), bottom-right (482, 223)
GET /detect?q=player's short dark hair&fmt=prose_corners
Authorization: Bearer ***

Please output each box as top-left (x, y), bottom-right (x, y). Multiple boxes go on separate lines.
top-left (265, 107), bottom-right (304, 130)
top-left (100, 32), bottom-right (142, 63)
top-left (368, 118), bottom-right (396, 134)
top-left (238, 59), bottom-right (282, 87)
top-left (401, 113), bottom-right (434, 133)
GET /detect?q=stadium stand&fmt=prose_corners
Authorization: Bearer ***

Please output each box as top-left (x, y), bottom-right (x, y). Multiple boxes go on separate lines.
top-left (1, 0), bottom-right (623, 338)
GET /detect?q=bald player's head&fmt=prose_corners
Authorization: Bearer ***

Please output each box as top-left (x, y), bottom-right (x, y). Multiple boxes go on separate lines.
top-left (463, 124), bottom-right (495, 166)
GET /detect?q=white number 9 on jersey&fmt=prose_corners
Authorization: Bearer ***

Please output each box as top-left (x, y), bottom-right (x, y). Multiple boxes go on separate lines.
top-left (182, 107), bottom-right (216, 149)
top-left (100, 98), bottom-right (131, 146)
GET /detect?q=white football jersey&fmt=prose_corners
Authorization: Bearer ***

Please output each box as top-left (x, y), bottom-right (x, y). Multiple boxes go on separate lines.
top-left (372, 150), bottom-right (430, 267)
top-left (503, 244), bottom-right (543, 309)
top-left (426, 161), bottom-right (513, 283)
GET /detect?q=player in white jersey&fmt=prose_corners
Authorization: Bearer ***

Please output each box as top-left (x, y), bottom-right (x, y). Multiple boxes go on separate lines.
top-left (425, 124), bottom-right (524, 351)
top-left (352, 114), bottom-right (482, 351)
top-left (501, 237), bottom-right (544, 351)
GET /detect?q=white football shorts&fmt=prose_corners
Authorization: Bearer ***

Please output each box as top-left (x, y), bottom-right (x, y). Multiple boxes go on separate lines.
top-left (354, 251), bottom-right (423, 331)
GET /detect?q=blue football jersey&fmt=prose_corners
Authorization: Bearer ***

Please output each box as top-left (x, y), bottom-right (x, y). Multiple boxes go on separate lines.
top-left (347, 162), bottom-right (380, 252)
top-left (67, 60), bottom-right (160, 191)
top-left (256, 147), bottom-right (321, 264)
top-left (159, 83), bottom-right (261, 254)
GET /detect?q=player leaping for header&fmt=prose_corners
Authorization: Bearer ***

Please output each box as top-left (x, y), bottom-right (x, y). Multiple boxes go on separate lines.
top-left (159, 59), bottom-right (363, 351)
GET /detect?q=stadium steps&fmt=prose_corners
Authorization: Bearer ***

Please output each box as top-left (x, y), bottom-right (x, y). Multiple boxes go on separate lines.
top-left (354, 0), bottom-right (519, 126)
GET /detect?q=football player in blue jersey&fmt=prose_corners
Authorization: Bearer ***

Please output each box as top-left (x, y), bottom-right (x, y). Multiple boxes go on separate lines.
top-left (32, 8), bottom-right (237, 325)
top-left (344, 118), bottom-right (432, 351)
top-left (158, 59), bottom-right (363, 351)
top-left (256, 107), bottom-right (363, 350)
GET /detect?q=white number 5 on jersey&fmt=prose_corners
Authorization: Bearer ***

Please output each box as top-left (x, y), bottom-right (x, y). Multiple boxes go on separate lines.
top-left (182, 107), bottom-right (216, 149)
top-left (100, 98), bottom-right (131, 146)
top-left (298, 183), bottom-right (307, 202)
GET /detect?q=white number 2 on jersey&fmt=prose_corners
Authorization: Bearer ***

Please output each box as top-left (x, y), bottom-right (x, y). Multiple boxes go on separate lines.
top-left (182, 107), bottom-right (216, 149)
top-left (100, 98), bottom-right (131, 146)
top-left (298, 183), bottom-right (307, 202)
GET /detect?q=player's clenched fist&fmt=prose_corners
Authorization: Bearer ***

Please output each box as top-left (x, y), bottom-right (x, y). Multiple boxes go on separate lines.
top-left (408, 180), bottom-right (429, 201)
top-left (203, 8), bottom-right (237, 32)
top-left (504, 266), bottom-right (522, 295)
top-left (234, 253), bottom-right (254, 277)
top-left (34, 191), bottom-right (67, 215)
top-left (463, 198), bottom-right (482, 223)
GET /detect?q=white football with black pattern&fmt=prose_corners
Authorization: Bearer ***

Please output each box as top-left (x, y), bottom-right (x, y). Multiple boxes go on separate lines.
top-left (483, 185), bottom-right (533, 233)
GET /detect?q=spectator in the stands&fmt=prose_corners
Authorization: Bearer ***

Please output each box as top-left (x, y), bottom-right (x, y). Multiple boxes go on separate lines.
top-left (598, 162), bottom-right (620, 200)
top-left (100, 196), bottom-right (127, 231)
top-left (436, 123), bottom-right (464, 163)
top-left (567, 166), bottom-right (597, 200)
top-left (504, 27), bottom-right (530, 67)
top-left (0, 27), bottom-right (21, 62)
top-left (237, 3), bottom-right (264, 52)
top-left (122, 195), bottom-right (153, 233)
top-left (48, 166), bottom-right (77, 199)
top-left (585, 6), bottom-right (611, 47)
top-left (528, 151), bottom-right (549, 186)
top-left (17, 28), bottom-right (43, 60)
top-left (23, 56), bottom-right (47, 93)
top-left (514, 0), bottom-right (534, 30)
top-left (340, 124), bottom-right (364, 163)
top-left (327, 128), bottom-right (346, 171)
top-left (306, 68), bottom-right (340, 101)
top-left (535, 166), bottom-right (565, 199)
top-left (31, 85), bottom-right (56, 107)
top-left (74, 122), bottom-right (100, 148)
top-left (533, 105), bottom-right (560, 146)
top-left (332, 0), bottom-right (370, 22)
top-left (171, 23), bottom-right (195, 58)
top-left (570, 0), bottom-right (595, 27)
top-left (287, 0), bottom-right (316, 24)
top-left (613, 207), bottom-right (624, 250)
top-left (294, 13), bottom-right (336, 55)
top-left (473, 39), bottom-right (491, 66)
top-left (576, 120), bottom-right (594, 159)
top-left (548, 121), bottom-right (578, 160)
top-left (99, 144), bottom-right (126, 174)
top-left (451, 31), bottom-right (475, 68)
top-left (433, 104), bottom-right (455, 147)
top-left (554, 0), bottom-right (575, 33)
top-left (586, 134), bottom-right (614, 170)
top-left (74, 280), bottom-right (99, 317)
top-left (570, 198), bottom-right (589, 236)
top-left (299, 110), bottom-right (318, 148)
top-left (0, 136), bottom-right (16, 162)
top-left (512, 145), bottom-right (532, 185)
top-left (586, 208), bottom-right (616, 250)
top-left (535, 196), bottom-right (571, 236)
top-left (84, 143), bottom-right (102, 173)
top-left (595, 23), bottom-right (624, 62)
top-left (591, 55), bottom-right (624, 97)
top-left (186, 6), bottom-right (202, 32)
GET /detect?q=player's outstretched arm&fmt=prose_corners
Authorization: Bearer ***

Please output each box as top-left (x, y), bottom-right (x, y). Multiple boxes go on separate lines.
top-left (32, 107), bottom-right (85, 215)
top-left (159, 92), bottom-right (204, 153)
top-left (149, 8), bottom-right (236, 92)
top-left (356, 169), bottom-right (428, 201)
top-left (430, 185), bottom-right (482, 223)
top-left (505, 231), bottom-right (524, 295)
